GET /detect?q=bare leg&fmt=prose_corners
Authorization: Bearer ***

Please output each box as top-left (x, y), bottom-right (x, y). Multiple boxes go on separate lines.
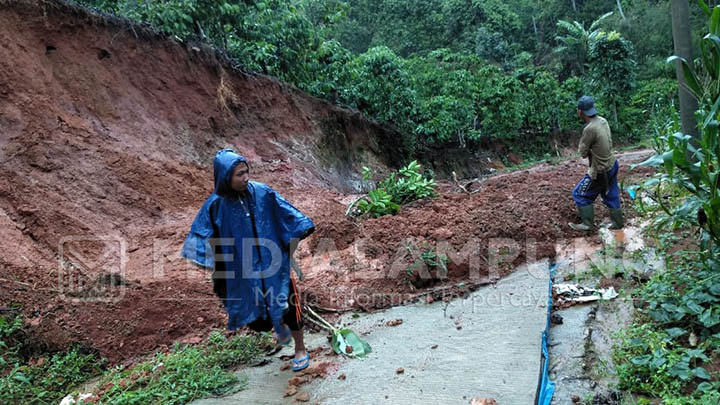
top-left (291, 328), bottom-right (307, 361)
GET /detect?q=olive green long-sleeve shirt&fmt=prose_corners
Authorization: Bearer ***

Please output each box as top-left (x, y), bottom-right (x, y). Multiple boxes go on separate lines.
top-left (578, 116), bottom-right (616, 179)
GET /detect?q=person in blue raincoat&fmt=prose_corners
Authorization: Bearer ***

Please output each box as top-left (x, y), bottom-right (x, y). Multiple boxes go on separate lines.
top-left (181, 149), bottom-right (315, 371)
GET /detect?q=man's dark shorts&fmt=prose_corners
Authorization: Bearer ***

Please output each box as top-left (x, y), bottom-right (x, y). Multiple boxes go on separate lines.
top-left (247, 277), bottom-right (304, 332)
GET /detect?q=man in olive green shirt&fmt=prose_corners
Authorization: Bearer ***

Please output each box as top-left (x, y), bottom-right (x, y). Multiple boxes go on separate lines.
top-left (569, 96), bottom-right (624, 231)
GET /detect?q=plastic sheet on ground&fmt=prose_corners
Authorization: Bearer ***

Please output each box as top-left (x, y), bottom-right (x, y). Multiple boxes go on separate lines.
top-left (554, 283), bottom-right (619, 305)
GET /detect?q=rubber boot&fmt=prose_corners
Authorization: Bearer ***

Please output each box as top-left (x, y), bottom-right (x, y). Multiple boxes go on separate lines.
top-left (608, 208), bottom-right (624, 230)
top-left (569, 205), bottom-right (595, 231)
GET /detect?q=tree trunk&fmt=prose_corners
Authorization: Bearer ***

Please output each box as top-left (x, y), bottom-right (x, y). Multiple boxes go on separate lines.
top-left (612, 101), bottom-right (618, 125)
top-left (616, 0), bottom-right (626, 20)
top-left (671, 0), bottom-right (700, 138)
top-left (571, 0), bottom-right (577, 12)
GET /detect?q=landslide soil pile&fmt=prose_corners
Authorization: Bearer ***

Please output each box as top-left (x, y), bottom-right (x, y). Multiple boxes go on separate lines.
top-left (0, 0), bottom-right (652, 364)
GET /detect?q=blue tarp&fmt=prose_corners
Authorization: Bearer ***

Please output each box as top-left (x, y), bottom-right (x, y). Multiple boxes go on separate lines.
top-left (536, 263), bottom-right (557, 405)
top-left (181, 149), bottom-right (314, 332)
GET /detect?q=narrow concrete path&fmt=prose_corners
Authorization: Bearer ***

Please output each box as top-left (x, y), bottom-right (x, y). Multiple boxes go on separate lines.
top-left (194, 261), bottom-right (550, 404)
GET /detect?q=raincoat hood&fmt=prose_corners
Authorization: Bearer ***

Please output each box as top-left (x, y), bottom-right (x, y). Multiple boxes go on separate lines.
top-left (213, 149), bottom-right (247, 197)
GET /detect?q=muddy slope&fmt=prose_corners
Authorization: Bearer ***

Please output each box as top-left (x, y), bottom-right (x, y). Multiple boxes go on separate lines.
top-left (0, 0), bottom-right (653, 364)
top-left (0, 0), bottom-right (398, 362)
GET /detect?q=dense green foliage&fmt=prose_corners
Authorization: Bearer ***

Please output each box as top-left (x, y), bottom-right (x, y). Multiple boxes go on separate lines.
top-left (614, 4), bottom-right (720, 402)
top-left (77, 0), bottom-right (695, 161)
top-left (634, 3), bottom-right (720, 250)
top-left (613, 250), bottom-right (720, 402)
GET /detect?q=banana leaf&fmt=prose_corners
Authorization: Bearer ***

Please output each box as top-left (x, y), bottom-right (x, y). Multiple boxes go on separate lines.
top-left (305, 306), bottom-right (372, 359)
top-left (331, 328), bottom-right (372, 358)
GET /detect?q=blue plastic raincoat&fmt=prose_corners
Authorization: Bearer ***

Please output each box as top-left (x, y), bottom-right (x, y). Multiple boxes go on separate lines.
top-left (181, 149), bottom-right (315, 331)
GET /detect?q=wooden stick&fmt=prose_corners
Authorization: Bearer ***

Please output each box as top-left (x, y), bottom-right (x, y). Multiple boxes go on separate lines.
top-left (452, 171), bottom-right (470, 194)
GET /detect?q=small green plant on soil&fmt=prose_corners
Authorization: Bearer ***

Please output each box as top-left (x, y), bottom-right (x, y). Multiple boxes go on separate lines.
top-left (1, 311), bottom-right (271, 405)
top-left (0, 312), bottom-right (102, 405)
top-left (405, 243), bottom-right (448, 281)
top-left (413, 249), bottom-right (448, 278)
top-left (581, 392), bottom-right (595, 405)
top-left (350, 160), bottom-right (437, 218)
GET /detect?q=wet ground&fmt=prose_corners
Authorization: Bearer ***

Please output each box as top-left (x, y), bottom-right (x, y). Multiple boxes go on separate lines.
top-left (548, 222), bottom-right (664, 404)
top-left (194, 261), bottom-right (551, 404)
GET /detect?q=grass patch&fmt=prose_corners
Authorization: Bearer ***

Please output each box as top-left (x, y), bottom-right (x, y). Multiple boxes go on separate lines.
top-left (1, 311), bottom-right (271, 404)
top-left (1, 311), bottom-right (103, 405)
top-left (92, 331), bottom-right (271, 404)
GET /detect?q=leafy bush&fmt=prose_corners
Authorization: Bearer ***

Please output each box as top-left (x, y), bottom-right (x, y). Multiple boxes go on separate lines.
top-left (0, 311), bottom-right (22, 369)
top-left (524, 70), bottom-right (571, 133)
top-left (587, 30), bottom-right (637, 124)
top-left (341, 47), bottom-right (418, 124)
top-left (613, 253), bottom-right (720, 401)
top-left (355, 188), bottom-right (400, 218)
top-left (620, 78), bottom-right (678, 142)
top-left (633, 5), bottom-right (720, 249)
top-left (351, 160), bottom-right (437, 218)
top-left (473, 65), bottom-right (525, 140)
top-left (378, 160), bottom-right (437, 205)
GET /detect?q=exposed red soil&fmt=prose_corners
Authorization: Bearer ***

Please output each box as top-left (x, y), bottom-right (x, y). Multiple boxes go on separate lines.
top-left (0, 0), bottom-right (656, 364)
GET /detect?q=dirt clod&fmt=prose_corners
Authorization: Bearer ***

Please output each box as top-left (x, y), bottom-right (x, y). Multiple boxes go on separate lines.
top-left (470, 398), bottom-right (498, 405)
top-left (284, 386), bottom-right (297, 397)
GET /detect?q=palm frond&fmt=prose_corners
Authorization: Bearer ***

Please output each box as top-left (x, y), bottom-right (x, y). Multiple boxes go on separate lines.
top-left (589, 11), bottom-right (614, 32)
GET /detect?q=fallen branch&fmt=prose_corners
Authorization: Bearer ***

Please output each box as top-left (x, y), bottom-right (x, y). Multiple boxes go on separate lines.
top-left (345, 195), bottom-right (367, 217)
top-left (452, 171), bottom-right (470, 194)
top-left (309, 304), bottom-right (353, 313)
top-left (0, 278), bottom-right (32, 287)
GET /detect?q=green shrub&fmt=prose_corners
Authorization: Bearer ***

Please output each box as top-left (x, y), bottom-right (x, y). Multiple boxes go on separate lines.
top-left (355, 189), bottom-right (401, 218)
top-left (613, 253), bottom-right (720, 401)
top-left (474, 65), bottom-right (524, 139)
top-left (351, 160), bottom-right (437, 218)
top-left (620, 78), bottom-right (678, 142)
top-left (378, 160), bottom-right (437, 205)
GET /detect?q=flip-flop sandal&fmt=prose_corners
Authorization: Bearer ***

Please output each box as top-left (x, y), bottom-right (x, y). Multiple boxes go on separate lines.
top-left (291, 353), bottom-right (310, 372)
